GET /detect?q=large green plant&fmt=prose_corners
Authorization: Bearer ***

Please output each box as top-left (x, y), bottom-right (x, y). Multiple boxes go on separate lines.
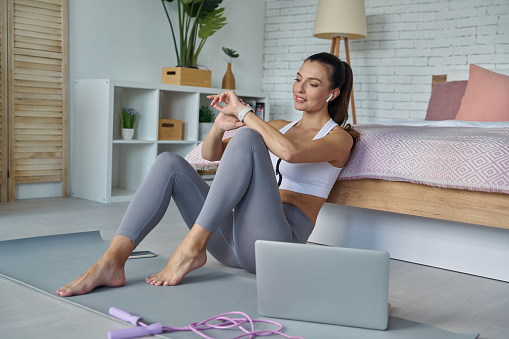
top-left (162, 0), bottom-right (227, 67)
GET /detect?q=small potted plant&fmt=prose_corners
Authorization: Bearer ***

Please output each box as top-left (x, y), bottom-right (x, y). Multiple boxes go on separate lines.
top-left (119, 107), bottom-right (138, 140)
top-left (222, 47), bottom-right (239, 89)
top-left (199, 104), bottom-right (216, 140)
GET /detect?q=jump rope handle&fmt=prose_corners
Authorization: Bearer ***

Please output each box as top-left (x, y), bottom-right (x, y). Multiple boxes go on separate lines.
top-left (107, 323), bottom-right (163, 339)
top-left (108, 307), bottom-right (163, 339)
top-left (109, 307), bottom-right (142, 326)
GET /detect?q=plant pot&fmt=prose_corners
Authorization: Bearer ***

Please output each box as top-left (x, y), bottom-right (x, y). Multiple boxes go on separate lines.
top-left (122, 128), bottom-right (134, 140)
top-left (222, 63), bottom-right (235, 90)
top-left (199, 122), bottom-right (214, 141)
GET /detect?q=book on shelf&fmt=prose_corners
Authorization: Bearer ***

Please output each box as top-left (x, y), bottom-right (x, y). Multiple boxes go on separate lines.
top-left (243, 100), bottom-right (265, 120)
top-left (255, 102), bottom-right (265, 120)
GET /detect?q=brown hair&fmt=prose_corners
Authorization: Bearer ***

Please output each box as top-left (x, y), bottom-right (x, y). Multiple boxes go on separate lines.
top-left (305, 52), bottom-right (360, 143)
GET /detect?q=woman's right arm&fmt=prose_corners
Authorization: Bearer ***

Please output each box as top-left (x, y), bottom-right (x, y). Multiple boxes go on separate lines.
top-left (201, 112), bottom-right (244, 161)
top-left (201, 124), bottom-right (228, 161)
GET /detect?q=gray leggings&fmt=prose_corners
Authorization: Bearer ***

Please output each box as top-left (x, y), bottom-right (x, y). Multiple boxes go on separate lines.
top-left (116, 128), bottom-right (313, 273)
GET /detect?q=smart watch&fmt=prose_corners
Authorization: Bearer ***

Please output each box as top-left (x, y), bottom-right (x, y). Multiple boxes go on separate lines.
top-left (237, 105), bottom-right (254, 122)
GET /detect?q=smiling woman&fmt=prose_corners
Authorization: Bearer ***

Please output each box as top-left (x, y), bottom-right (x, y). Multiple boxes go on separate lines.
top-left (57, 52), bottom-right (359, 297)
top-left (293, 62), bottom-right (336, 112)
top-left (296, 53), bottom-right (359, 143)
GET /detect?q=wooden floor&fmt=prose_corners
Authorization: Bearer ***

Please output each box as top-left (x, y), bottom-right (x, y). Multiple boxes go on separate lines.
top-left (1, 197), bottom-right (508, 338)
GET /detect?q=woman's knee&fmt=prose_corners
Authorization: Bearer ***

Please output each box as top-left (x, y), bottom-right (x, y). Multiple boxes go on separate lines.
top-left (230, 128), bottom-right (265, 148)
top-left (153, 152), bottom-right (188, 172)
top-left (156, 151), bottom-right (181, 162)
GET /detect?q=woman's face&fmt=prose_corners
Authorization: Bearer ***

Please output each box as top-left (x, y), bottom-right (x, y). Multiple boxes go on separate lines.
top-left (292, 60), bottom-right (334, 113)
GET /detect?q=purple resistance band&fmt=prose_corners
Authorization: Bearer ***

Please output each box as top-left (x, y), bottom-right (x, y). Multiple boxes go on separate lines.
top-left (108, 307), bottom-right (304, 339)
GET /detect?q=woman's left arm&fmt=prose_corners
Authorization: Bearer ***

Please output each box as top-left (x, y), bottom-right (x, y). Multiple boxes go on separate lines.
top-left (245, 113), bottom-right (352, 167)
top-left (208, 92), bottom-right (296, 157)
top-left (208, 91), bottom-right (352, 165)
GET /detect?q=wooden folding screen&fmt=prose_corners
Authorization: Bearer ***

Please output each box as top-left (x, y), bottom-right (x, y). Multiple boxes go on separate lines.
top-left (0, 0), bottom-right (7, 201)
top-left (0, 0), bottom-right (67, 202)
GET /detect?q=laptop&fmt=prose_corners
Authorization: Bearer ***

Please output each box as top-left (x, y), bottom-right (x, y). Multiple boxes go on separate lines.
top-left (255, 240), bottom-right (390, 330)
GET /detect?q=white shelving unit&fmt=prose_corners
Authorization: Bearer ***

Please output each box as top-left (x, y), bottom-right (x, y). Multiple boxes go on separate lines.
top-left (72, 79), bottom-right (269, 203)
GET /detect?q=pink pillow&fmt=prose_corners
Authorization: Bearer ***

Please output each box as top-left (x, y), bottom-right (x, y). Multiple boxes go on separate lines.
top-left (425, 81), bottom-right (467, 120)
top-left (184, 127), bottom-right (245, 170)
top-left (455, 64), bottom-right (509, 122)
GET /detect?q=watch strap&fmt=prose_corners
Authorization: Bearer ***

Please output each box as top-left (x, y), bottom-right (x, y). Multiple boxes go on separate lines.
top-left (237, 105), bottom-right (254, 122)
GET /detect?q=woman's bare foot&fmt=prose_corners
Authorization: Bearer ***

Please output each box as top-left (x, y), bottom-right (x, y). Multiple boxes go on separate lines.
top-left (145, 244), bottom-right (207, 286)
top-left (146, 224), bottom-right (211, 286)
top-left (57, 258), bottom-right (126, 297)
top-left (57, 235), bottom-right (134, 297)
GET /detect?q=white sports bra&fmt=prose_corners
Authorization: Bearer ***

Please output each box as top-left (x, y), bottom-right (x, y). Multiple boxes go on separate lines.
top-left (269, 119), bottom-right (343, 199)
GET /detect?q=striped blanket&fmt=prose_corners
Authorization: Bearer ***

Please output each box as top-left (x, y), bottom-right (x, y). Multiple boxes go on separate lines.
top-left (340, 125), bottom-right (509, 194)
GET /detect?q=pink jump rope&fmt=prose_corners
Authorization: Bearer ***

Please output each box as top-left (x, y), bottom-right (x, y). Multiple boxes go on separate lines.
top-left (108, 307), bottom-right (304, 339)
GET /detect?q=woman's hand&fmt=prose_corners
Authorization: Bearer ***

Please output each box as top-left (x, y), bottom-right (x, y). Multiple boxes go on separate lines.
top-left (214, 112), bottom-right (245, 131)
top-left (207, 91), bottom-right (246, 118)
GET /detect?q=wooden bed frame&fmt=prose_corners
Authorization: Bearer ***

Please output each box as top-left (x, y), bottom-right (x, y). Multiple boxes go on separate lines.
top-left (326, 179), bottom-right (509, 229)
top-left (327, 73), bottom-right (509, 230)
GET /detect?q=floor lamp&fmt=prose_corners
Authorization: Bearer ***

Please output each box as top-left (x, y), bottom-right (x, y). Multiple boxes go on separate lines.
top-left (313, 0), bottom-right (367, 125)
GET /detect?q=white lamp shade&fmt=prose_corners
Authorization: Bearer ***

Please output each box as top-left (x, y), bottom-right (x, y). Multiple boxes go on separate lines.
top-left (313, 0), bottom-right (367, 40)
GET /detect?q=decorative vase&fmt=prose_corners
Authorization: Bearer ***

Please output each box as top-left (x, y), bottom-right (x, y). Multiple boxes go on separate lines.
top-left (122, 128), bottom-right (134, 140)
top-left (199, 122), bottom-right (214, 141)
top-left (222, 63), bottom-right (235, 90)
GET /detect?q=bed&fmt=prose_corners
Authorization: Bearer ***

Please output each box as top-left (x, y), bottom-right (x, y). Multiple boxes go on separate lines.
top-left (327, 121), bottom-right (509, 229)
top-left (328, 65), bottom-right (509, 230)
top-left (185, 65), bottom-right (509, 230)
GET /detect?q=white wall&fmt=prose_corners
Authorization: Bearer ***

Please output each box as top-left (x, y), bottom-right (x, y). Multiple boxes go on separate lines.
top-left (69, 0), bottom-right (265, 91)
top-left (263, 0), bottom-right (509, 123)
top-left (56, 0), bottom-right (266, 199)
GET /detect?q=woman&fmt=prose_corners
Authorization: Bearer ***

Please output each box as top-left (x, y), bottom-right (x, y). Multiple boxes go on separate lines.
top-left (57, 52), bottom-right (359, 297)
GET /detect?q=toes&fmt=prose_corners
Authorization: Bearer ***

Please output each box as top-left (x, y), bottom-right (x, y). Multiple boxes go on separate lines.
top-left (57, 289), bottom-right (71, 297)
top-left (146, 276), bottom-right (158, 284)
top-left (145, 276), bottom-right (158, 285)
top-left (145, 274), bottom-right (173, 286)
top-left (57, 285), bottom-right (70, 296)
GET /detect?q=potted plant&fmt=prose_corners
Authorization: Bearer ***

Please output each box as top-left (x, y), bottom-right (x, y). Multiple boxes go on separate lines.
top-left (119, 107), bottom-right (138, 140)
top-left (198, 104), bottom-right (216, 140)
top-left (161, 0), bottom-right (227, 87)
top-left (221, 47), bottom-right (239, 89)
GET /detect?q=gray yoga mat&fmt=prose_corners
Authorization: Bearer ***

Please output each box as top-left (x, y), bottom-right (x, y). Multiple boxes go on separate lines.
top-left (0, 231), bottom-right (479, 339)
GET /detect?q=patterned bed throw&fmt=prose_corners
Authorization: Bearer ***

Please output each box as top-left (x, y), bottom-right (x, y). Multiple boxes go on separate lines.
top-left (185, 127), bottom-right (247, 170)
top-left (340, 125), bottom-right (509, 194)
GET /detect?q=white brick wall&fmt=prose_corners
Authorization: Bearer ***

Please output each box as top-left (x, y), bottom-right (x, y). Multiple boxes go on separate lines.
top-left (263, 0), bottom-right (509, 123)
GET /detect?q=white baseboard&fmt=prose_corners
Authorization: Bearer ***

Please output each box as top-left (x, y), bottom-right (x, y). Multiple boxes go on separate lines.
top-left (309, 203), bottom-right (509, 282)
top-left (15, 183), bottom-right (63, 200)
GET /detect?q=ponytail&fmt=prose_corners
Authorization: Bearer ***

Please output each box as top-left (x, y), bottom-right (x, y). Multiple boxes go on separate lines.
top-left (305, 53), bottom-right (360, 143)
